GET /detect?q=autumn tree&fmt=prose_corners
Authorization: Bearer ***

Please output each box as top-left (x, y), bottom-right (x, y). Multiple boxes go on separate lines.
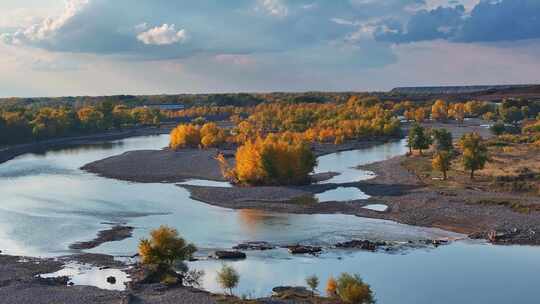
top-left (432, 151), bottom-right (451, 180)
top-left (230, 136), bottom-right (317, 186)
top-left (336, 273), bottom-right (375, 304)
top-left (431, 100), bottom-right (448, 122)
top-left (404, 109), bottom-right (415, 122)
top-left (459, 133), bottom-right (488, 180)
top-left (216, 264), bottom-right (239, 296)
top-left (407, 123), bottom-right (432, 155)
top-left (78, 107), bottom-right (105, 131)
top-left (449, 103), bottom-right (465, 123)
top-left (138, 225), bottom-right (197, 284)
top-left (414, 108), bottom-right (427, 123)
top-left (170, 124), bottom-right (201, 150)
top-left (326, 276), bottom-right (338, 298)
top-left (200, 122), bottom-right (225, 148)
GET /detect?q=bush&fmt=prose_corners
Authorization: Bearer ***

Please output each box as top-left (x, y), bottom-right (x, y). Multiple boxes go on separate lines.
top-left (138, 225), bottom-right (196, 267)
top-left (336, 273), bottom-right (375, 304)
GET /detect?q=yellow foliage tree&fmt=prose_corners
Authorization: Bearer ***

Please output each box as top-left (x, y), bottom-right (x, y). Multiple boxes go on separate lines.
top-left (431, 100), bottom-right (448, 121)
top-left (229, 136), bottom-right (317, 186)
top-left (200, 122), bottom-right (225, 148)
top-left (169, 124), bottom-right (201, 150)
top-left (432, 151), bottom-right (452, 180)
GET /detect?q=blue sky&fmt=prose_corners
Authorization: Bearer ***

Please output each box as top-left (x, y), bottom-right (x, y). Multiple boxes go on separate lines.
top-left (0, 0), bottom-right (539, 97)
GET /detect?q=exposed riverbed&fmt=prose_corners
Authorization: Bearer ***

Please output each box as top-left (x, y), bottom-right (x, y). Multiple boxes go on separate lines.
top-left (2, 133), bottom-right (540, 303)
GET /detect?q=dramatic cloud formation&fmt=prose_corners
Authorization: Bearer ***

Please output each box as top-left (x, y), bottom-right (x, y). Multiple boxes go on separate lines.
top-left (376, 0), bottom-right (540, 43)
top-left (0, 0), bottom-right (539, 97)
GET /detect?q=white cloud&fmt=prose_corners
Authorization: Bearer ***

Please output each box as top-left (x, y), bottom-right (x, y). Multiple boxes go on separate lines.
top-left (136, 24), bottom-right (188, 45)
top-left (1, 0), bottom-right (89, 44)
top-left (258, 0), bottom-right (288, 17)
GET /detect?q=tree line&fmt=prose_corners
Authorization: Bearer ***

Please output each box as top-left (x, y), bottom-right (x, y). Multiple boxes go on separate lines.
top-left (0, 101), bottom-right (163, 146)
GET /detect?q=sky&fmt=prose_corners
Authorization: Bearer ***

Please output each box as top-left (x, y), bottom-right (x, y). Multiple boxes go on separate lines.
top-left (0, 0), bottom-right (539, 97)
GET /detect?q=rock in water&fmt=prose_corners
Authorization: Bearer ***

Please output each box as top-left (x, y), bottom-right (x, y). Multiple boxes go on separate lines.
top-left (232, 241), bottom-right (275, 251)
top-left (107, 276), bottom-right (116, 284)
top-left (213, 251), bottom-right (247, 260)
top-left (285, 245), bottom-right (322, 255)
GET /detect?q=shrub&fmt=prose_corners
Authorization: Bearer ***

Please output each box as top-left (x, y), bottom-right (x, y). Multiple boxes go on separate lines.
top-left (336, 273), bottom-right (375, 304)
top-left (138, 225), bottom-right (196, 268)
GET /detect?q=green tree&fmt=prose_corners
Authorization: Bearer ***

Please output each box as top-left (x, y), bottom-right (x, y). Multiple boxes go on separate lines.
top-left (490, 122), bottom-right (506, 136)
top-left (500, 106), bottom-right (523, 127)
top-left (407, 123), bottom-right (432, 155)
top-left (306, 275), bottom-right (319, 296)
top-left (336, 273), bottom-right (375, 304)
top-left (432, 151), bottom-right (452, 180)
top-left (431, 128), bottom-right (453, 152)
top-left (216, 264), bottom-right (239, 296)
top-left (459, 133), bottom-right (488, 180)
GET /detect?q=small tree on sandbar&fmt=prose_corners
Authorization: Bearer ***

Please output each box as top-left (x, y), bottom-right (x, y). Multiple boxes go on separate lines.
top-left (217, 264), bottom-right (240, 296)
top-left (138, 225), bottom-right (197, 285)
top-left (306, 275), bottom-right (319, 296)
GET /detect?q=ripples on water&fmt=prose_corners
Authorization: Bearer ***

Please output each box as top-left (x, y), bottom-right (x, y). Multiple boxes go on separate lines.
top-left (2, 135), bottom-right (540, 303)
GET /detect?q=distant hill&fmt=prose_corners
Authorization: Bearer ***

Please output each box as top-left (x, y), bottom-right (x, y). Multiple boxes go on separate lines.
top-left (390, 84), bottom-right (538, 95)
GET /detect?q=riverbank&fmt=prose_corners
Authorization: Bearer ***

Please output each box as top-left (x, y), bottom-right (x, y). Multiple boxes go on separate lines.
top-left (0, 124), bottom-right (175, 165)
top-left (0, 252), bottom-right (340, 304)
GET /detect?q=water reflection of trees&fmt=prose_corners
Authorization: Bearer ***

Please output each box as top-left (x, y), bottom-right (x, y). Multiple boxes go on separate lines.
top-left (237, 209), bottom-right (290, 232)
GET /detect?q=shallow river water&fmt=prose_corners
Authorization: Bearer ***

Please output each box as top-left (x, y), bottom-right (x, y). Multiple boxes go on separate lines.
top-left (1, 135), bottom-right (540, 303)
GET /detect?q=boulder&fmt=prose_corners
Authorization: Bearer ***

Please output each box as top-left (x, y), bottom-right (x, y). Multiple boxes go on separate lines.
top-left (232, 241), bottom-right (275, 251)
top-left (35, 275), bottom-right (70, 286)
top-left (213, 251), bottom-right (247, 260)
top-left (107, 276), bottom-right (116, 284)
top-left (285, 245), bottom-right (322, 255)
top-left (335, 240), bottom-right (385, 251)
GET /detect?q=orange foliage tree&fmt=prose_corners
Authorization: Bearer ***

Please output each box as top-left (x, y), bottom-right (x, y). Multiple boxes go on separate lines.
top-left (169, 124), bottom-right (201, 150)
top-left (219, 135), bottom-right (317, 186)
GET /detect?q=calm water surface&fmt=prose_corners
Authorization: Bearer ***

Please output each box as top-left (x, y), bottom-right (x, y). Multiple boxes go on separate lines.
top-left (1, 135), bottom-right (539, 304)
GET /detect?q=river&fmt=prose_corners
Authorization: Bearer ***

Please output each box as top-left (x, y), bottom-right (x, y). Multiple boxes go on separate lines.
top-left (1, 134), bottom-right (539, 303)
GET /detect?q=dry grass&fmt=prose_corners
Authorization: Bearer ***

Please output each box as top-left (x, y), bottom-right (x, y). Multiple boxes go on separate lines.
top-left (402, 141), bottom-right (540, 196)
